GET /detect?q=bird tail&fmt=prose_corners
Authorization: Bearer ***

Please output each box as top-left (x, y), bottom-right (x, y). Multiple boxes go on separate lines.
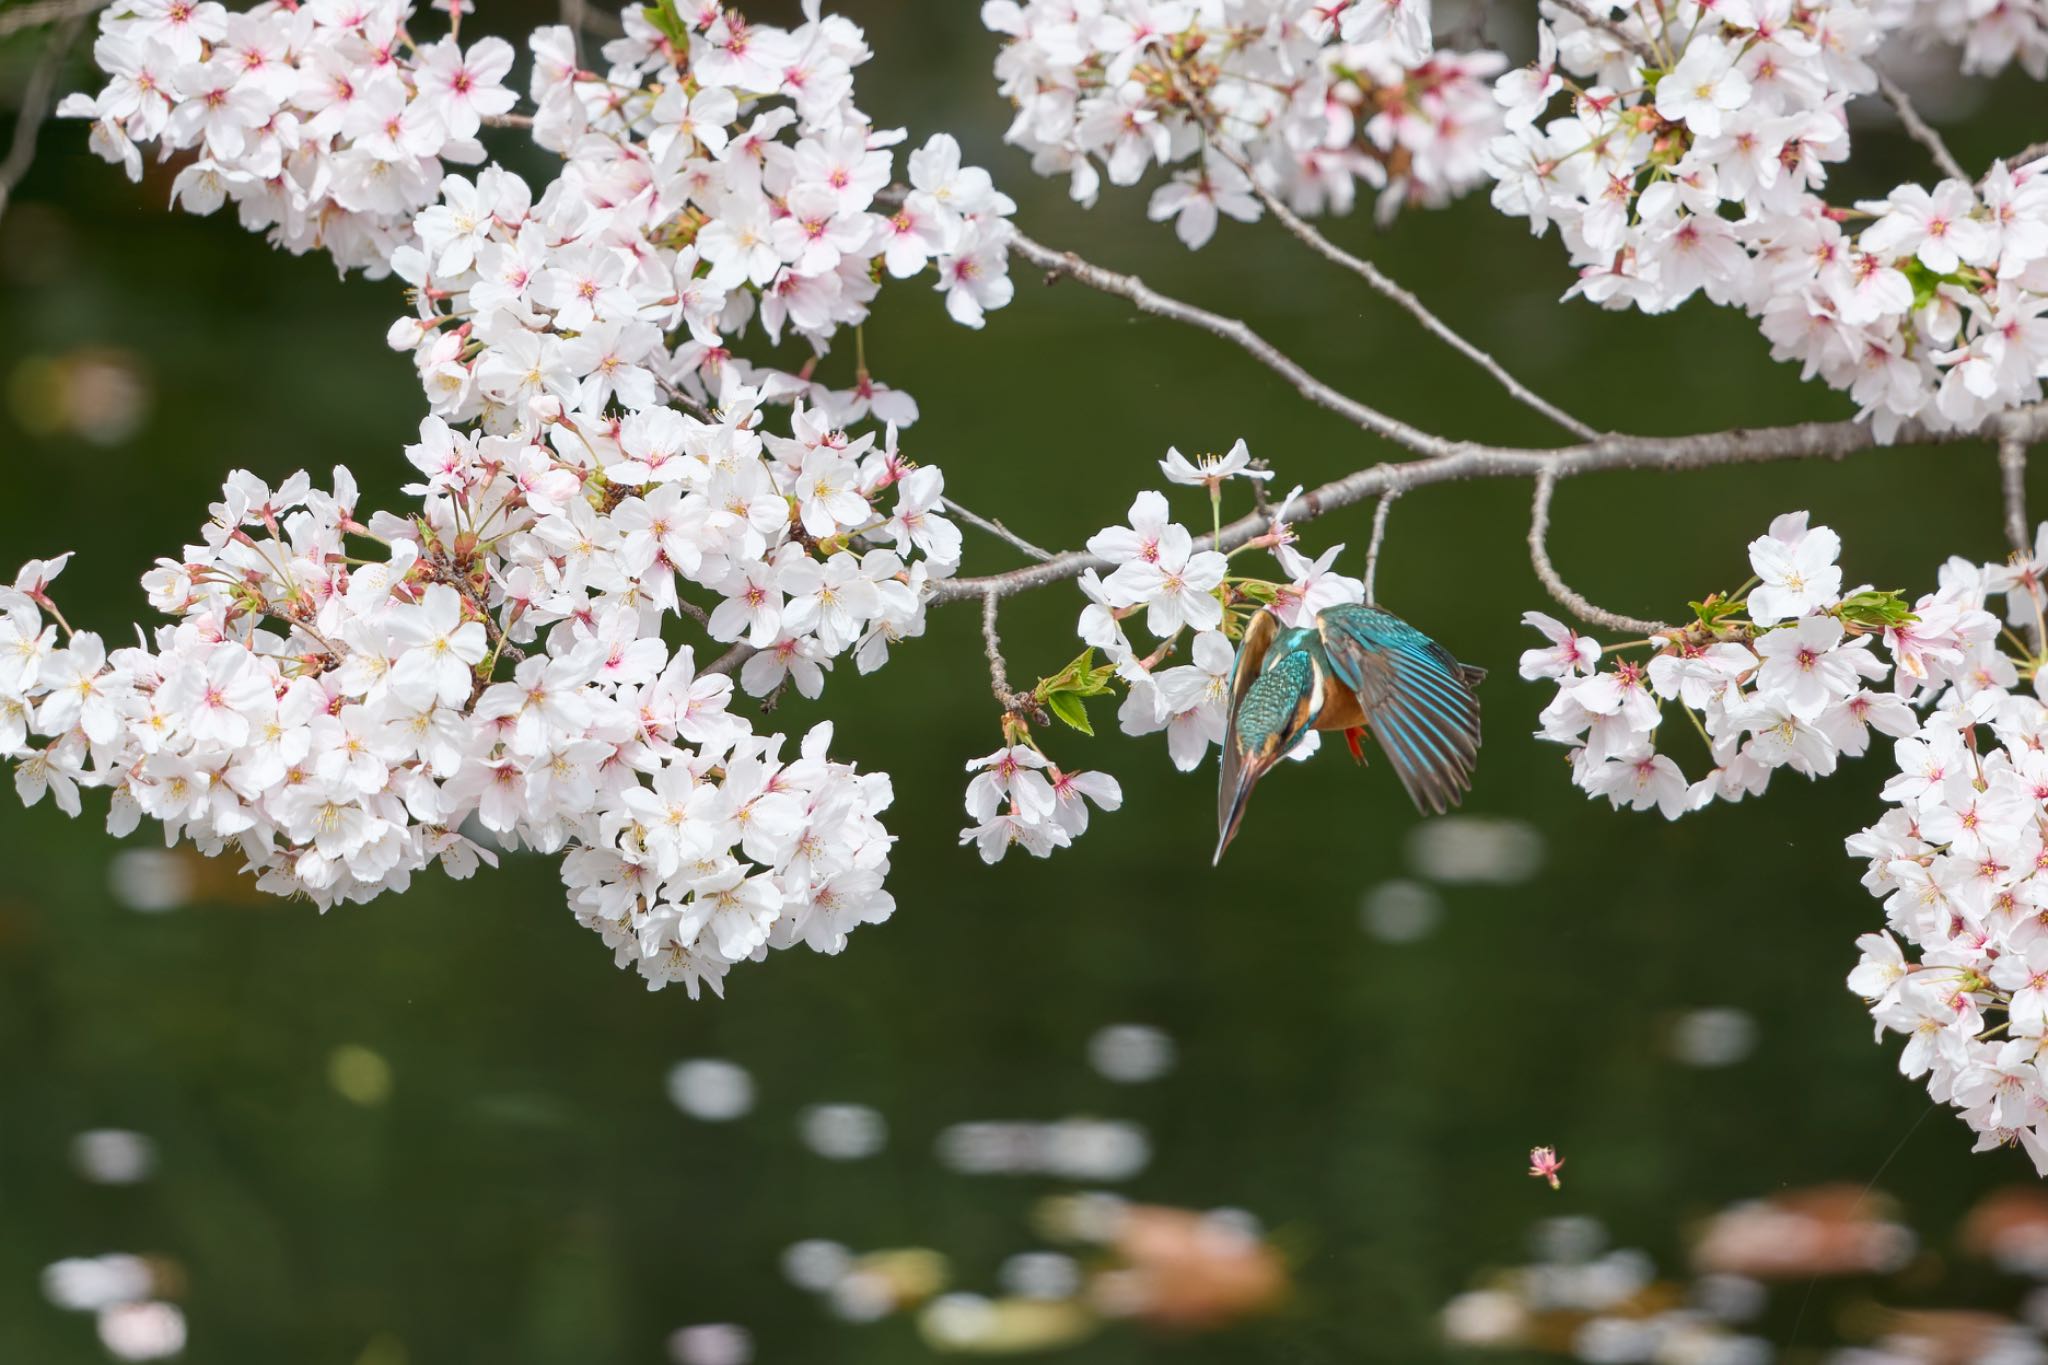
top-left (1457, 663), bottom-right (1487, 686)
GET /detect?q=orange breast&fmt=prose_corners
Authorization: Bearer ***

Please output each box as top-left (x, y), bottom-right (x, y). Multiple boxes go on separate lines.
top-left (1313, 688), bottom-right (1366, 731)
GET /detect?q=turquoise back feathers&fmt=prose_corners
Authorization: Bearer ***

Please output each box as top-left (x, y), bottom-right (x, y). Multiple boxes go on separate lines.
top-left (1214, 604), bottom-right (1486, 864)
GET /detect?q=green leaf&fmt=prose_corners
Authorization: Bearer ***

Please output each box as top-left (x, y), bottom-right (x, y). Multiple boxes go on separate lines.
top-left (1035, 648), bottom-right (1118, 701)
top-left (1899, 257), bottom-right (1975, 311)
top-left (1689, 593), bottom-right (1744, 627)
top-left (1046, 690), bottom-right (1094, 736)
top-left (644, 0), bottom-right (688, 45)
top-left (1834, 588), bottom-right (1918, 631)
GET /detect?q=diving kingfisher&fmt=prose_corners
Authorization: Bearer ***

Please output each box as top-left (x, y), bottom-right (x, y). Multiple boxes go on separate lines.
top-left (1215, 603), bottom-right (1487, 865)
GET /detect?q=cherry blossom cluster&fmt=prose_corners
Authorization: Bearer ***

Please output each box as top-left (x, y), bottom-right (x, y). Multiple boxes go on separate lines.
top-left (62, 0), bottom-right (1019, 409)
top-left (1483, 1), bottom-right (2048, 439)
top-left (962, 442), bottom-right (1365, 863)
top-left (960, 743), bottom-right (1124, 863)
top-left (0, 370), bottom-right (978, 996)
top-left (33, 0), bottom-right (1038, 995)
top-left (1846, 528), bottom-right (2048, 1173)
top-left (1522, 510), bottom-right (2048, 1167)
top-left (58, 0), bottom-right (520, 275)
top-left (982, 0), bottom-right (1504, 245)
top-left (1907, 0), bottom-right (2048, 78)
top-left (391, 6), bottom-right (1018, 429)
top-left (1521, 511), bottom-right (1976, 819)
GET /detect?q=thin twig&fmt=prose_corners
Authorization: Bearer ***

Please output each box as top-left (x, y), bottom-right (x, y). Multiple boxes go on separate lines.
top-left (560, 0), bottom-right (587, 64)
top-left (704, 641), bottom-right (751, 677)
top-left (0, 0), bottom-right (102, 41)
top-left (1875, 68), bottom-right (1968, 184)
top-left (656, 374), bottom-right (714, 421)
top-left (1544, 0), bottom-right (1658, 61)
top-left (2001, 436), bottom-right (2032, 557)
top-left (1528, 467), bottom-right (1669, 634)
top-left (1363, 490), bottom-right (1399, 605)
top-left (1992, 141), bottom-right (2048, 177)
top-left (1452, 0), bottom-right (1496, 49)
top-left (1170, 67), bottom-right (1600, 442)
top-left (0, 7), bottom-right (89, 225)
top-left (1009, 228), bottom-right (1448, 457)
top-left (981, 589), bottom-right (1012, 704)
top-left (929, 400), bottom-right (2048, 605)
top-left (571, 1), bottom-right (622, 36)
top-left (1999, 435), bottom-right (2038, 653)
top-left (1248, 461), bottom-right (1275, 518)
top-left (482, 112), bottom-right (536, 129)
top-left (942, 497), bottom-right (1054, 562)
top-left (1247, 179), bottom-right (1596, 439)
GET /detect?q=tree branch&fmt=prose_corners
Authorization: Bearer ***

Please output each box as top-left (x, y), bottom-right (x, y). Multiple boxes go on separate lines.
top-left (942, 496), bottom-right (1054, 562)
top-left (1991, 141), bottom-right (2048, 179)
top-left (1007, 228), bottom-right (1452, 458)
top-left (1168, 66), bottom-right (1601, 443)
top-left (0, 0), bottom-right (102, 40)
top-left (1527, 466), bottom-right (1668, 634)
top-left (560, 0), bottom-right (587, 64)
top-left (982, 588), bottom-right (1015, 706)
top-left (928, 402), bottom-right (2048, 604)
top-left (2001, 435), bottom-right (2032, 557)
top-left (1874, 68), bottom-right (1968, 184)
top-left (0, 7), bottom-right (89, 225)
top-left (1363, 489), bottom-right (1398, 605)
top-left (704, 641), bottom-right (751, 677)
top-left (1543, 0), bottom-right (1658, 61)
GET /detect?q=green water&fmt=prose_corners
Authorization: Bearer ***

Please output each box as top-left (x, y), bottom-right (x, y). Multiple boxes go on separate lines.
top-left (2, 5), bottom-right (2044, 1360)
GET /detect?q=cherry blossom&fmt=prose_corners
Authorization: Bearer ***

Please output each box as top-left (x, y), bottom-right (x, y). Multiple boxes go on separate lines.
top-left (1481, 0), bottom-right (2048, 440)
top-left (985, 0), bottom-right (1503, 239)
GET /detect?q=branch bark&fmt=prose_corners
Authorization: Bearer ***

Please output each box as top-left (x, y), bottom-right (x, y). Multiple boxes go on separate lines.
top-left (1364, 490), bottom-right (1398, 605)
top-left (943, 497), bottom-right (1054, 563)
top-left (1008, 228), bottom-right (1452, 457)
top-left (0, 0), bottom-right (102, 40)
top-left (1875, 69), bottom-right (1968, 184)
top-left (1168, 68), bottom-right (1601, 444)
top-left (1543, 0), bottom-right (1658, 61)
top-left (1527, 467), bottom-right (1668, 634)
top-left (929, 401), bottom-right (2048, 604)
top-left (0, 7), bottom-right (90, 226)
top-left (2002, 435), bottom-right (2032, 557)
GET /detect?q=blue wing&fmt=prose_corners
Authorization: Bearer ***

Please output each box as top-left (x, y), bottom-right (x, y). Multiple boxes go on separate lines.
top-left (1315, 604), bottom-right (1484, 816)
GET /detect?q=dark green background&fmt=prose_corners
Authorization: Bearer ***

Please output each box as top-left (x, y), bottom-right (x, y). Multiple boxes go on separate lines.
top-left (1, 4), bottom-right (2043, 1360)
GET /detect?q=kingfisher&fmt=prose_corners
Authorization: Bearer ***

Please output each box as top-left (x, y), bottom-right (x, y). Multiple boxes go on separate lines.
top-left (1215, 603), bottom-right (1487, 865)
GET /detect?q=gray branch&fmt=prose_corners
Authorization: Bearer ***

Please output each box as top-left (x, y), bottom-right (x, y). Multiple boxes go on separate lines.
top-left (1169, 69), bottom-right (1599, 444)
top-left (1527, 467), bottom-right (1668, 634)
top-left (1875, 69), bottom-right (1968, 184)
top-left (2001, 435), bottom-right (2032, 557)
top-left (942, 497), bottom-right (1055, 563)
top-left (1363, 490), bottom-right (1399, 605)
top-left (1008, 229), bottom-right (1450, 457)
top-left (929, 401), bottom-right (2048, 604)
top-left (0, 6), bottom-right (90, 226)
top-left (981, 589), bottom-right (1012, 704)
top-left (0, 0), bottom-right (103, 41)
top-left (1543, 0), bottom-right (1658, 61)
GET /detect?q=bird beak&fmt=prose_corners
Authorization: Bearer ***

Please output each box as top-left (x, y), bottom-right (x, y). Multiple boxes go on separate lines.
top-left (1212, 760), bottom-right (1263, 866)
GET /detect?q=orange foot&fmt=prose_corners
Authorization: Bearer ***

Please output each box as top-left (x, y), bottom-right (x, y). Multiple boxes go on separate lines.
top-left (1344, 726), bottom-right (1368, 764)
